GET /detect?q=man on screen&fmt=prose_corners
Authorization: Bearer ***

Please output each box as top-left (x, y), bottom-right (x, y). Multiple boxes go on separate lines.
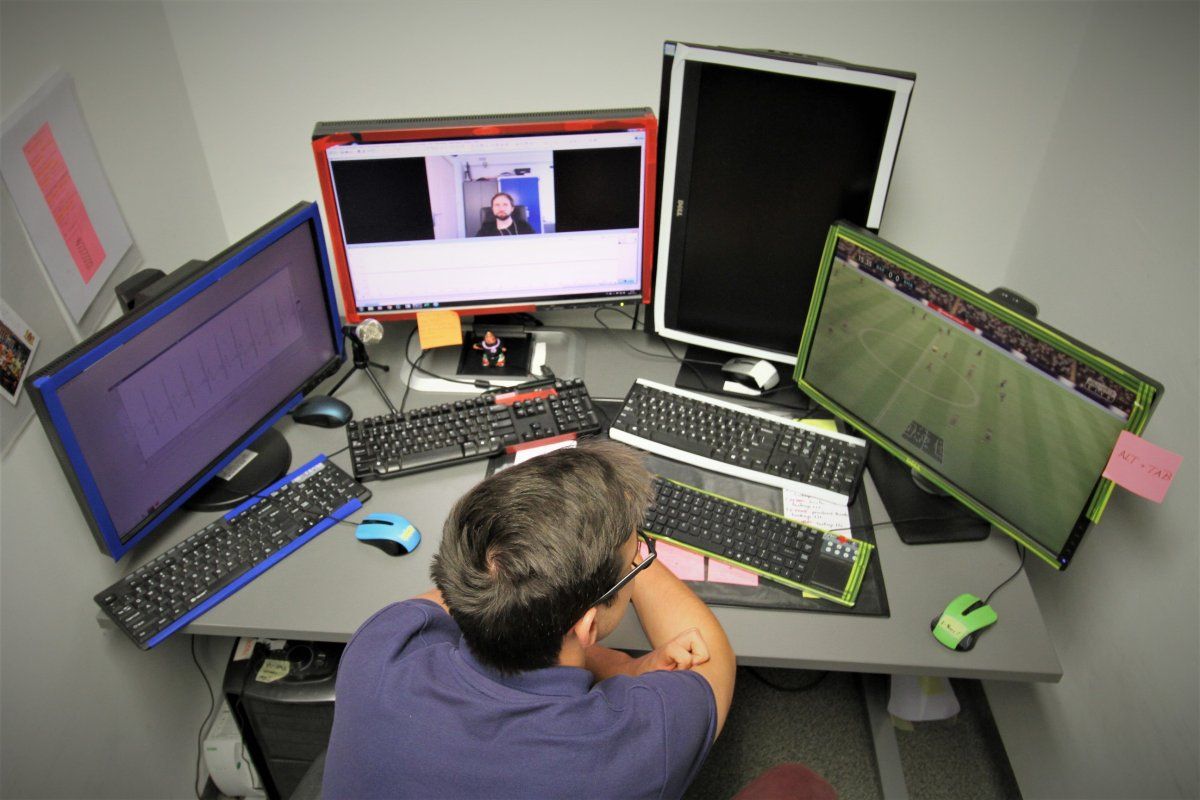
top-left (476, 192), bottom-right (536, 236)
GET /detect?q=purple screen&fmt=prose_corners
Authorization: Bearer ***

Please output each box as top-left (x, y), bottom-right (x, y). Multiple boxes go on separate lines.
top-left (56, 222), bottom-right (336, 540)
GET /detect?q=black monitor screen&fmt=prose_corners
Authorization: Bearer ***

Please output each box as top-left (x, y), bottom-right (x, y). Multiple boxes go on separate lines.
top-left (655, 44), bottom-right (914, 363)
top-left (29, 203), bottom-right (342, 560)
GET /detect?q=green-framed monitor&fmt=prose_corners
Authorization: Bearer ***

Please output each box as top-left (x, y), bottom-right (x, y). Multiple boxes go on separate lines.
top-left (794, 222), bottom-right (1163, 570)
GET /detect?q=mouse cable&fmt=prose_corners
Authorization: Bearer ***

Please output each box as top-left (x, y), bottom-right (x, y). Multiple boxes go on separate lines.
top-left (399, 346), bottom-right (428, 414)
top-left (400, 327), bottom-right (499, 391)
top-left (984, 541), bottom-right (1026, 604)
top-left (192, 635), bottom-right (218, 800)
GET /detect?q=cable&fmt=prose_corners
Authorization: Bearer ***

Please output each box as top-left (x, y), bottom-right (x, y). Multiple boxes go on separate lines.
top-left (400, 347), bottom-right (427, 414)
top-left (192, 636), bottom-right (218, 800)
top-left (747, 666), bottom-right (829, 693)
top-left (984, 541), bottom-right (1027, 604)
top-left (401, 327), bottom-right (495, 390)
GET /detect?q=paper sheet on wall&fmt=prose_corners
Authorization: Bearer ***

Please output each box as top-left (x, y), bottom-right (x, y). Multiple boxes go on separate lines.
top-left (0, 72), bottom-right (132, 323)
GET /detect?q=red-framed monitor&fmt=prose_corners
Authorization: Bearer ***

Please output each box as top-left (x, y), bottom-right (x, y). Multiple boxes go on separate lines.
top-left (312, 109), bottom-right (657, 324)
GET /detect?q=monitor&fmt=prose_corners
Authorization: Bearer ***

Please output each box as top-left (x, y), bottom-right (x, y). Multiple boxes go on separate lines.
top-left (794, 222), bottom-right (1163, 569)
top-left (311, 108), bottom-right (656, 322)
top-left (653, 42), bottom-right (915, 367)
top-left (28, 202), bottom-right (344, 561)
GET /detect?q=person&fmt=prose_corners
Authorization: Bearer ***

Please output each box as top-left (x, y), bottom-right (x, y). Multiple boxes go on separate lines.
top-left (475, 191), bottom-right (535, 236)
top-left (322, 441), bottom-right (736, 799)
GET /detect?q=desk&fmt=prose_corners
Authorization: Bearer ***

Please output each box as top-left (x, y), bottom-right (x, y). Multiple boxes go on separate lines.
top-left (117, 325), bottom-right (1062, 795)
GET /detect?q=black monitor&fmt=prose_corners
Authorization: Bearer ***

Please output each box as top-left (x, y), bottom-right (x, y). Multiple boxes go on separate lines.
top-left (652, 42), bottom-right (915, 377)
top-left (28, 203), bottom-right (344, 561)
top-left (794, 222), bottom-right (1163, 569)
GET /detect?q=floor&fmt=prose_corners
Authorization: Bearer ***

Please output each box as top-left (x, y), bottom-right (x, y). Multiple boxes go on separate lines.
top-left (684, 668), bottom-right (1022, 800)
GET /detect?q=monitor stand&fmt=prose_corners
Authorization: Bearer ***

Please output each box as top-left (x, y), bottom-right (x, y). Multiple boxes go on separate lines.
top-left (866, 446), bottom-right (990, 544)
top-left (673, 345), bottom-right (812, 412)
top-left (185, 428), bottom-right (292, 512)
top-left (407, 318), bottom-right (586, 393)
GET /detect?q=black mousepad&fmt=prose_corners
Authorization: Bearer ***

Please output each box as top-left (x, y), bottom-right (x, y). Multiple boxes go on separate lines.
top-left (486, 400), bottom-right (889, 617)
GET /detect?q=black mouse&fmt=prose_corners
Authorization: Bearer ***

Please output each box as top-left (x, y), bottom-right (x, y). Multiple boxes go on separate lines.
top-left (290, 395), bottom-right (353, 428)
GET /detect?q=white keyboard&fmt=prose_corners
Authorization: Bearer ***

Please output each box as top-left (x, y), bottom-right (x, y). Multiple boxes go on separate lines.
top-left (609, 379), bottom-right (868, 505)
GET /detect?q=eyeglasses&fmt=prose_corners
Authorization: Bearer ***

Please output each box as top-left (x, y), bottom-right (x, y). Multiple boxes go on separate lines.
top-left (594, 532), bottom-right (656, 606)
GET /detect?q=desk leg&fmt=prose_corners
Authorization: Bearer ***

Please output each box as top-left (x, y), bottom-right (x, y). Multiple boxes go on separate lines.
top-left (863, 674), bottom-right (910, 799)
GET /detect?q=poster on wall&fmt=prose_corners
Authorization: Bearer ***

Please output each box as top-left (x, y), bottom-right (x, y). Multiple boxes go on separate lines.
top-left (0, 298), bottom-right (40, 406)
top-left (0, 71), bottom-right (133, 324)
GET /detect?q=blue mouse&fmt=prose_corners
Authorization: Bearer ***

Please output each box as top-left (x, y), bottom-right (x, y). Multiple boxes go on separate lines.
top-left (291, 395), bottom-right (353, 428)
top-left (356, 513), bottom-right (421, 556)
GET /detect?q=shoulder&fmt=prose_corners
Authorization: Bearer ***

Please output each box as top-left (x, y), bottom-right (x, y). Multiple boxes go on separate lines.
top-left (344, 598), bottom-right (459, 662)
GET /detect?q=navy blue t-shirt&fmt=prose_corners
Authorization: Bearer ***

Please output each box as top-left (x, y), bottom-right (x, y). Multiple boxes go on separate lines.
top-left (323, 599), bottom-right (717, 799)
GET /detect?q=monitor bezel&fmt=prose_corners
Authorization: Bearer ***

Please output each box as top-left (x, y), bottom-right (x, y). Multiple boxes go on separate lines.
top-left (652, 42), bottom-right (915, 364)
top-left (793, 221), bottom-right (1164, 570)
top-left (27, 202), bottom-right (344, 561)
top-left (312, 108), bottom-right (658, 324)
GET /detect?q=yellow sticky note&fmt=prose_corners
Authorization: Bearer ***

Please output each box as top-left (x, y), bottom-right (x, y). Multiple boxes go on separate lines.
top-left (416, 310), bottom-right (463, 349)
top-left (797, 417), bottom-right (839, 433)
top-left (255, 658), bottom-right (290, 684)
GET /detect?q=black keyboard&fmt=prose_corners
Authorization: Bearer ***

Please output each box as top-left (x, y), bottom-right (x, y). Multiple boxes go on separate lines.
top-left (643, 476), bottom-right (874, 606)
top-left (610, 379), bottom-right (868, 504)
top-left (95, 456), bottom-right (370, 650)
top-left (347, 377), bottom-right (601, 482)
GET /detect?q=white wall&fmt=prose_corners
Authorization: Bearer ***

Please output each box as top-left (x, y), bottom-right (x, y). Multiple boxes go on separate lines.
top-left (1, 1), bottom-right (1195, 797)
top-left (983, 4), bottom-right (1199, 798)
top-left (0, 2), bottom-right (230, 797)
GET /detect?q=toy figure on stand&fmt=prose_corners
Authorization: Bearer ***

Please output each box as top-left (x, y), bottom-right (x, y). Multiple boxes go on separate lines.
top-left (474, 330), bottom-right (506, 368)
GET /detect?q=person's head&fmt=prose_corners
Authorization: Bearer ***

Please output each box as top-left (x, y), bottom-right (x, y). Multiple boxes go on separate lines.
top-left (431, 441), bottom-right (653, 674)
top-left (483, 330), bottom-right (497, 345)
top-left (490, 192), bottom-right (515, 221)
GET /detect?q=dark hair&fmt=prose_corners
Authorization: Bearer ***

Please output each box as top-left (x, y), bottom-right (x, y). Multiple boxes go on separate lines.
top-left (491, 192), bottom-right (515, 205)
top-left (431, 440), bottom-right (653, 674)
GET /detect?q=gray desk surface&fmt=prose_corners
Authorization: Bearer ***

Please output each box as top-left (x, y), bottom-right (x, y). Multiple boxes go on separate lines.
top-left (126, 326), bottom-right (1062, 683)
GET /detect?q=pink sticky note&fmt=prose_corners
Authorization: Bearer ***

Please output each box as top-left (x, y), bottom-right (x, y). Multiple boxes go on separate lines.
top-left (651, 541), bottom-right (707, 582)
top-left (1102, 430), bottom-right (1182, 503)
top-left (707, 559), bottom-right (759, 587)
top-left (22, 123), bottom-right (106, 282)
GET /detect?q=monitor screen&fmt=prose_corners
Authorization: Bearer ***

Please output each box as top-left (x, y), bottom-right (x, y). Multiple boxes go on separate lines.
top-left (29, 203), bottom-right (343, 561)
top-left (795, 222), bottom-right (1163, 569)
top-left (312, 109), bottom-right (656, 322)
top-left (654, 42), bottom-right (915, 363)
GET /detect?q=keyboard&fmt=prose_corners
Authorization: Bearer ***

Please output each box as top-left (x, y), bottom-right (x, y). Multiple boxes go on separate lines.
top-left (347, 377), bottom-right (601, 482)
top-left (609, 379), bottom-right (868, 504)
top-left (95, 456), bottom-right (370, 650)
top-left (644, 476), bottom-right (874, 607)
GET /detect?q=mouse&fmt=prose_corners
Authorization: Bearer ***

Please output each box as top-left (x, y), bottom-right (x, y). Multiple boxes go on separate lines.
top-left (930, 593), bottom-right (998, 651)
top-left (356, 513), bottom-right (421, 557)
top-left (720, 357), bottom-right (780, 392)
top-left (290, 395), bottom-right (353, 428)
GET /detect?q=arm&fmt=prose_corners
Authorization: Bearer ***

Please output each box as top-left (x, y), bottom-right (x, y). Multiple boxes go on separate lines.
top-left (629, 560), bottom-right (736, 737)
top-left (584, 627), bottom-right (710, 681)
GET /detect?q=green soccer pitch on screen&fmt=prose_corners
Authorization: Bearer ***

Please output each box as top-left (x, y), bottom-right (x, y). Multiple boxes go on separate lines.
top-left (793, 222), bottom-right (1163, 570)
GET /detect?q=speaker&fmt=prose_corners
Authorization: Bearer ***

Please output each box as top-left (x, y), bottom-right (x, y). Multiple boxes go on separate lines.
top-left (223, 640), bottom-right (344, 800)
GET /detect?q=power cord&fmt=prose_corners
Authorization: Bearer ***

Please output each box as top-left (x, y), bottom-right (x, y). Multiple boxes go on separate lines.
top-left (192, 636), bottom-right (218, 800)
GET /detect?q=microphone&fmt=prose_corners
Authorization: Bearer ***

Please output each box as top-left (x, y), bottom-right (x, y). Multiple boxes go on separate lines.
top-left (344, 317), bottom-right (384, 346)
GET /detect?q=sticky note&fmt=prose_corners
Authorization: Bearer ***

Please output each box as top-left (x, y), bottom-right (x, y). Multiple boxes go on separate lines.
top-left (416, 309), bottom-right (463, 349)
top-left (232, 637), bottom-right (256, 662)
top-left (653, 541), bottom-right (706, 582)
top-left (707, 559), bottom-right (759, 586)
top-left (1102, 431), bottom-right (1182, 503)
top-left (255, 658), bottom-right (290, 684)
top-left (797, 417), bottom-right (839, 433)
top-left (22, 123), bottom-right (105, 282)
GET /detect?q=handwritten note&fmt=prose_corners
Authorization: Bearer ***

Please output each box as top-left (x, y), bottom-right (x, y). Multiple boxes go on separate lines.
top-left (1102, 430), bottom-right (1182, 503)
top-left (782, 488), bottom-right (851, 534)
top-left (416, 309), bottom-right (463, 349)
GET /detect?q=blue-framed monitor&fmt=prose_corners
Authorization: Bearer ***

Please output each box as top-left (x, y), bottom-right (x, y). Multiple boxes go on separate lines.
top-left (28, 202), bottom-right (344, 561)
top-left (794, 222), bottom-right (1163, 570)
